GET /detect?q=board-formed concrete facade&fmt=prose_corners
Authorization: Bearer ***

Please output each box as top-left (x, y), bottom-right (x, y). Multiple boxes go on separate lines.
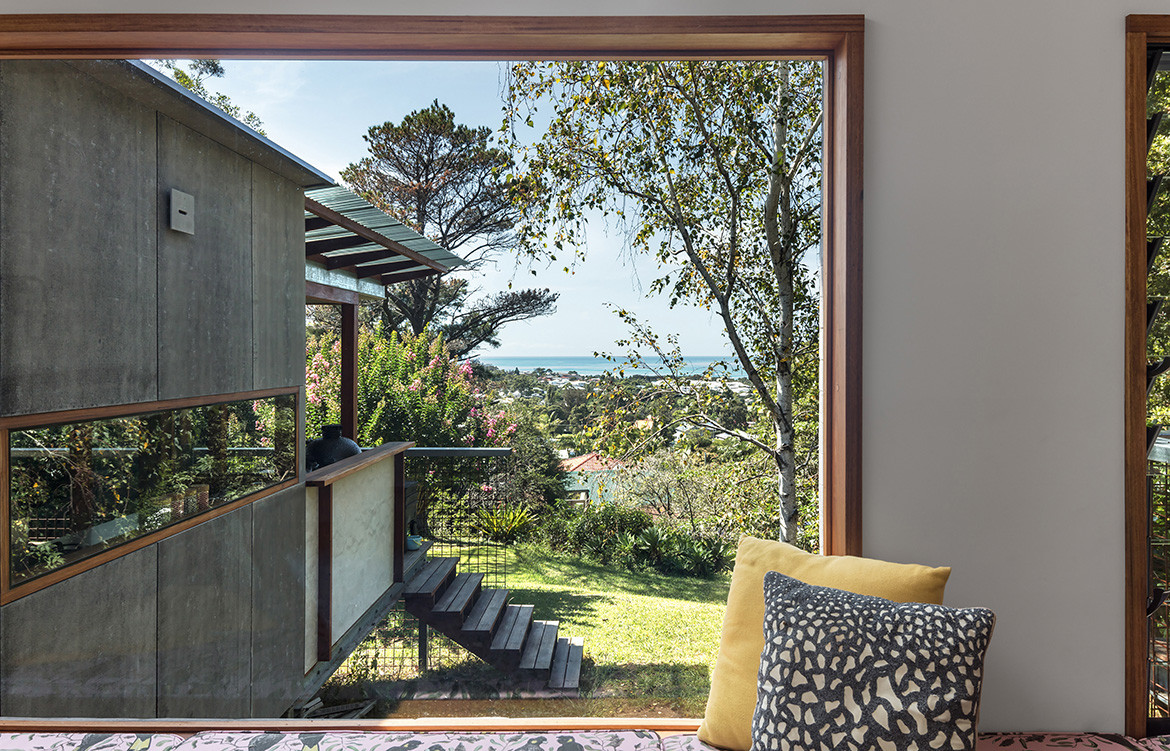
top-left (0, 59), bottom-right (326, 717)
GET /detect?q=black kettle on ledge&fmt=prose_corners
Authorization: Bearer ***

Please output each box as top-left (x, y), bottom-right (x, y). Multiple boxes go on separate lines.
top-left (306, 424), bottom-right (361, 472)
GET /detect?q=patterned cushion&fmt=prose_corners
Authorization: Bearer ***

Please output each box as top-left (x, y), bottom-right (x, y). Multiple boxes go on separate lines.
top-left (699, 536), bottom-right (950, 751)
top-left (978, 734), bottom-right (1146, 749)
top-left (0, 734), bottom-right (183, 751)
top-left (752, 572), bottom-right (996, 751)
top-left (170, 731), bottom-right (665, 751)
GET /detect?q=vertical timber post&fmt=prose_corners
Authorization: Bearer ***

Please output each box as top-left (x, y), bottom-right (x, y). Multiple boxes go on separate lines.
top-left (317, 484), bottom-right (334, 663)
top-left (340, 301), bottom-right (358, 442)
top-left (394, 452), bottom-right (405, 583)
top-left (418, 621), bottom-right (429, 670)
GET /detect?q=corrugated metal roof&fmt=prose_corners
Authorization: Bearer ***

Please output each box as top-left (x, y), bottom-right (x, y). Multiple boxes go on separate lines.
top-left (305, 186), bottom-right (466, 287)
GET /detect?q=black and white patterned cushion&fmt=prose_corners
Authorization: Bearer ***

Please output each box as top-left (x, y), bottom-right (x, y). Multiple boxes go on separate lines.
top-left (752, 572), bottom-right (996, 751)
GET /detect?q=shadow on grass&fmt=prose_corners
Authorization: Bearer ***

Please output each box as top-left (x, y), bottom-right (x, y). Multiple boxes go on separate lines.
top-left (510, 547), bottom-right (731, 605)
top-left (505, 587), bottom-right (609, 622)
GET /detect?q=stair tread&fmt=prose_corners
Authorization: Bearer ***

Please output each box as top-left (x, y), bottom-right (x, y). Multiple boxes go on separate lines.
top-left (548, 636), bottom-right (584, 690)
top-left (520, 620), bottom-right (559, 671)
top-left (491, 604), bottom-right (534, 652)
top-left (463, 589), bottom-right (509, 634)
top-left (435, 572), bottom-right (484, 614)
top-left (403, 540), bottom-right (434, 579)
top-left (404, 559), bottom-right (442, 593)
top-left (405, 557), bottom-right (458, 597)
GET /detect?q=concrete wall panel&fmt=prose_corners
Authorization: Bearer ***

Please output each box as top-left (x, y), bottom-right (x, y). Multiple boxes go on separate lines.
top-left (157, 115), bottom-right (253, 400)
top-left (157, 506), bottom-right (252, 718)
top-left (250, 485), bottom-right (306, 717)
top-left (251, 164), bottom-right (304, 391)
top-left (330, 458), bottom-right (395, 641)
top-left (0, 60), bottom-right (158, 415)
top-left (0, 549), bottom-right (157, 717)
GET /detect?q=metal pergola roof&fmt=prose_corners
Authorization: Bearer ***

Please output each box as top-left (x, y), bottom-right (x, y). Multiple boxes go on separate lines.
top-left (305, 186), bottom-right (466, 286)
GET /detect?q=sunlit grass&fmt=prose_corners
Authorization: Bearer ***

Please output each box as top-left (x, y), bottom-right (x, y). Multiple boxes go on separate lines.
top-left (335, 543), bottom-right (731, 717)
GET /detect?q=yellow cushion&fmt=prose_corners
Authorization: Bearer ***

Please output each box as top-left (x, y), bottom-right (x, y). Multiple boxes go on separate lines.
top-left (697, 536), bottom-right (952, 751)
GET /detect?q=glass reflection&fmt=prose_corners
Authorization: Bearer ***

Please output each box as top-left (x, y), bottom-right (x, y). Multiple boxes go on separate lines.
top-left (7, 393), bottom-right (296, 586)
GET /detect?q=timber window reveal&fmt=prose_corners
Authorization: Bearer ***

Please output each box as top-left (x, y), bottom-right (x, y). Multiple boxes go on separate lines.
top-left (1127, 17), bottom-right (1170, 737)
top-left (0, 388), bottom-right (299, 600)
top-left (0, 14), bottom-right (863, 559)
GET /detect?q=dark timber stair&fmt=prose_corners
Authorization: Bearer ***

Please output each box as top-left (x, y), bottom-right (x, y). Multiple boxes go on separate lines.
top-left (403, 557), bottom-right (583, 693)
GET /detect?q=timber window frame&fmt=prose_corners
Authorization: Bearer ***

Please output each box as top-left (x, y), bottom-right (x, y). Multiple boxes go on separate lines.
top-left (1128, 14), bottom-right (1170, 739)
top-left (0, 15), bottom-right (863, 548)
top-left (0, 387), bottom-right (301, 604)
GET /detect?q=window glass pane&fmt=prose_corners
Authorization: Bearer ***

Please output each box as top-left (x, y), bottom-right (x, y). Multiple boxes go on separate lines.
top-left (7, 393), bottom-right (296, 586)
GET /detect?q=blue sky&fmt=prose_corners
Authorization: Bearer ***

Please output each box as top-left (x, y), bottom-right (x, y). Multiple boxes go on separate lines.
top-left (205, 60), bottom-right (732, 359)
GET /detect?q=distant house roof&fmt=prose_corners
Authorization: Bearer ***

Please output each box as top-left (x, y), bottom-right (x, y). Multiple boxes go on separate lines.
top-left (560, 452), bottom-right (620, 472)
top-left (304, 186), bottom-right (468, 294)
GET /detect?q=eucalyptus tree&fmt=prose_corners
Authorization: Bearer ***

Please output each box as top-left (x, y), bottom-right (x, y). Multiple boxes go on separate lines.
top-left (505, 61), bottom-right (823, 543)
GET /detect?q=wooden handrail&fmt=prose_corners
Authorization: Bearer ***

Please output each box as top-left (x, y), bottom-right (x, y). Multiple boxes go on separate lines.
top-left (305, 441), bottom-right (414, 487)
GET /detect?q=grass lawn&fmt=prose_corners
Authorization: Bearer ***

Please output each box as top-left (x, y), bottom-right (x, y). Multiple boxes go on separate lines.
top-left (332, 543), bottom-right (731, 718)
top-left (506, 544), bottom-right (731, 716)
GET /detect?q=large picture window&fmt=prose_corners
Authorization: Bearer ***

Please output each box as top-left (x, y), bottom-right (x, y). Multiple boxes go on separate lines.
top-left (2, 390), bottom-right (297, 592)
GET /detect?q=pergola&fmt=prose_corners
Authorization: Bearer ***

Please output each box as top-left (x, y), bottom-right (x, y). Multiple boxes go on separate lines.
top-left (304, 186), bottom-right (466, 441)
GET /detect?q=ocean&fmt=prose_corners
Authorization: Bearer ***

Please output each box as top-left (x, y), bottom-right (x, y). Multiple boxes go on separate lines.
top-left (474, 355), bottom-right (745, 377)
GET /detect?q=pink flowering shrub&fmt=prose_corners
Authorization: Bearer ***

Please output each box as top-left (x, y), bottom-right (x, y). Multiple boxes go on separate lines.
top-left (304, 325), bottom-right (515, 450)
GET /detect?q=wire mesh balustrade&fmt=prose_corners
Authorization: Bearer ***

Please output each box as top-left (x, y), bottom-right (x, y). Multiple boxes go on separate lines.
top-left (328, 446), bottom-right (514, 686)
top-left (1149, 448), bottom-right (1170, 717)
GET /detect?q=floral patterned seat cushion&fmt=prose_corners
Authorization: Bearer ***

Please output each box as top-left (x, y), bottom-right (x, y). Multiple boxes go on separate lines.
top-left (170, 731), bottom-right (665, 751)
top-left (4, 728), bottom-right (1169, 751)
top-left (0, 733), bottom-right (183, 751)
top-left (666, 732), bottom-right (1165, 751)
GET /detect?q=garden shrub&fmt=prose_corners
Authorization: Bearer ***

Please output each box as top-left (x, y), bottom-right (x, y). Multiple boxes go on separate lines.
top-left (475, 505), bottom-right (534, 544)
top-left (535, 502), bottom-right (577, 548)
top-left (527, 500), bottom-right (734, 578)
top-left (567, 503), bottom-right (653, 560)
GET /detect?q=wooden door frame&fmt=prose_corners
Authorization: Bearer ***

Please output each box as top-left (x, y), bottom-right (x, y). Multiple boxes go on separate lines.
top-left (1127, 14), bottom-right (1170, 739)
top-left (0, 14), bottom-right (864, 558)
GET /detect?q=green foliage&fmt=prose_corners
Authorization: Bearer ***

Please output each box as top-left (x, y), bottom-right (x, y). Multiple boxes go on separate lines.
top-left (566, 503), bottom-right (654, 563)
top-left (305, 325), bottom-right (515, 449)
top-left (525, 499), bottom-right (732, 577)
top-left (1149, 71), bottom-right (1170, 425)
top-left (505, 60), bottom-right (824, 544)
top-left (534, 502), bottom-right (577, 548)
top-left (474, 505), bottom-right (534, 544)
top-left (153, 60), bottom-right (265, 134)
top-left (499, 403), bottom-right (567, 507)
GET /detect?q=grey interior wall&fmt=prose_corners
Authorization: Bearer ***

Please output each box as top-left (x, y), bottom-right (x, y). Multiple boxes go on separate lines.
top-left (0, 60), bottom-right (158, 415)
top-left (0, 550), bottom-right (158, 717)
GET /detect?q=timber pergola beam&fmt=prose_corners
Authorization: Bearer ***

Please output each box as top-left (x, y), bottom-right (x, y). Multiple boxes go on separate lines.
top-left (305, 197), bottom-right (447, 273)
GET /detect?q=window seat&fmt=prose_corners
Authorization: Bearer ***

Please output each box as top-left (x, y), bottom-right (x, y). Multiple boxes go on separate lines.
top-left (1, 725), bottom-right (1168, 751)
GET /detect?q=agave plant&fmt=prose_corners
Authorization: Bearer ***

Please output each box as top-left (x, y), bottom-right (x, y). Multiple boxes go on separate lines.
top-left (474, 505), bottom-right (534, 544)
